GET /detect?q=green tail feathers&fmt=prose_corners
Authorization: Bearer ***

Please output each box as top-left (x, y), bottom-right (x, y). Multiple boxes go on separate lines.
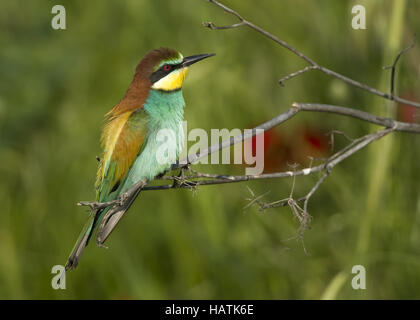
top-left (65, 208), bottom-right (105, 271)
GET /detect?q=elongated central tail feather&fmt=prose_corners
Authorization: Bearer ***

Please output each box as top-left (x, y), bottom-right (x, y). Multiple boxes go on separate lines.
top-left (65, 208), bottom-right (104, 271)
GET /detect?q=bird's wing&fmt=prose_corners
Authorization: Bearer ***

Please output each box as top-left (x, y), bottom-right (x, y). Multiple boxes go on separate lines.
top-left (96, 108), bottom-right (147, 202)
top-left (94, 108), bottom-right (149, 246)
top-left (65, 109), bottom-right (147, 270)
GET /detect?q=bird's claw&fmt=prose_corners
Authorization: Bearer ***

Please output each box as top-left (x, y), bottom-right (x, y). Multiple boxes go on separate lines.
top-left (118, 193), bottom-right (129, 206)
top-left (97, 242), bottom-right (109, 249)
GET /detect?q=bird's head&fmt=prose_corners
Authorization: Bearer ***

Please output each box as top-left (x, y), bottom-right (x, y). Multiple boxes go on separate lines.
top-left (135, 47), bottom-right (215, 92)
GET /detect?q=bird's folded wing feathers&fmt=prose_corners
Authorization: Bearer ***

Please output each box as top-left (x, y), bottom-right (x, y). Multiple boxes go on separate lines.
top-left (66, 110), bottom-right (147, 270)
top-left (96, 109), bottom-right (147, 202)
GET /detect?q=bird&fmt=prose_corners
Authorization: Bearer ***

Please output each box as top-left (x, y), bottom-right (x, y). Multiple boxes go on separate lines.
top-left (65, 48), bottom-right (215, 270)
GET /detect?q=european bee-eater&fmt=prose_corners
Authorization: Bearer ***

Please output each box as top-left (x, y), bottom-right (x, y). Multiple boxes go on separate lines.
top-left (65, 48), bottom-right (214, 270)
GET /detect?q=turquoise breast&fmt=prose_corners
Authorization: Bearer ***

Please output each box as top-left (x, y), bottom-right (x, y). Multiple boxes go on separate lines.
top-left (120, 89), bottom-right (185, 192)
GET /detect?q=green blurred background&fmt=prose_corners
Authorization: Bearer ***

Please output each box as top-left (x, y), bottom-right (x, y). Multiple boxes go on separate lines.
top-left (0, 0), bottom-right (419, 299)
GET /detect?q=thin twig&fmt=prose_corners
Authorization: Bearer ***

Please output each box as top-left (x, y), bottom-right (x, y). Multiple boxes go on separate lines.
top-left (383, 37), bottom-right (416, 97)
top-left (204, 0), bottom-right (420, 108)
top-left (279, 66), bottom-right (318, 86)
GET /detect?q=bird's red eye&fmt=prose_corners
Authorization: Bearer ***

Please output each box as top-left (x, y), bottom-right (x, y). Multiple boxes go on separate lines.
top-left (163, 64), bottom-right (171, 71)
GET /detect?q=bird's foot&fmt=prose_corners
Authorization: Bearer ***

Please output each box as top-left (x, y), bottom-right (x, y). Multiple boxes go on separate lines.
top-left (77, 199), bottom-right (121, 211)
top-left (97, 242), bottom-right (109, 249)
top-left (77, 201), bottom-right (101, 211)
top-left (172, 167), bottom-right (197, 190)
top-left (117, 192), bottom-right (129, 206)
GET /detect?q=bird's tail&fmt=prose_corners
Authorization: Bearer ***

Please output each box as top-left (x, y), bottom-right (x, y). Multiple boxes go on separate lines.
top-left (65, 181), bottom-right (145, 270)
top-left (96, 186), bottom-right (142, 245)
top-left (65, 208), bottom-right (104, 271)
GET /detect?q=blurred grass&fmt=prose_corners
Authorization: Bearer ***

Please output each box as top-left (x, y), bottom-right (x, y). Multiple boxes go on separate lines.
top-left (0, 0), bottom-right (419, 299)
top-left (359, 0), bottom-right (406, 255)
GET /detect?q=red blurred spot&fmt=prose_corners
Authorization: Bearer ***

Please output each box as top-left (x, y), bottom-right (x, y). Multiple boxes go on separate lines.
top-left (243, 124), bottom-right (329, 173)
top-left (250, 130), bottom-right (277, 156)
top-left (304, 132), bottom-right (324, 150)
top-left (398, 104), bottom-right (418, 123)
top-left (398, 92), bottom-right (420, 123)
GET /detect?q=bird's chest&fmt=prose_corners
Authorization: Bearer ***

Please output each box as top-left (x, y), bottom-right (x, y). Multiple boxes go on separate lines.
top-left (122, 90), bottom-right (185, 186)
top-left (144, 90), bottom-right (185, 160)
top-left (144, 115), bottom-right (185, 166)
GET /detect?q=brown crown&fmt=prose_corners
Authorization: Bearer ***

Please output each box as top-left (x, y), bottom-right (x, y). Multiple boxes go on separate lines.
top-left (108, 48), bottom-right (180, 116)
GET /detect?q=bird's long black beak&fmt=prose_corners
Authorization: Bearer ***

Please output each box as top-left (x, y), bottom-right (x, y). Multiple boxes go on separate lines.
top-left (182, 53), bottom-right (215, 67)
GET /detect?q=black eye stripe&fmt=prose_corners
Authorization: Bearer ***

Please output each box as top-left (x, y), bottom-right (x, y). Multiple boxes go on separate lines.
top-left (149, 63), bottom-right (182, 83)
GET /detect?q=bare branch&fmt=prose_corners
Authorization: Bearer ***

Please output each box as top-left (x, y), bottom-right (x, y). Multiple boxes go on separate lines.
top-left (204, 0), bottom-right (420, 108)
top-left (303, 172), bottom-right (329, 215)
top-left (383, 37), bottom-right (416, 98)
top-left (278, 66), bottom-right (317, 87)
top-left (174, 106), bottom-right (299, 168)
top-left (203, 21), bottom-right (245, 30)
top-left (296, 103), bottom-right (420, 133)
top-left (239, 124), bottom-right (395, 248)
top-left (78, 180), bottom-right (147, 213)
top-left (243, 187), bottom-right (271, 210)
top-left (134, 102), bottom-right (418, 193)
top-left (204, 0), bottom-right (316, 65)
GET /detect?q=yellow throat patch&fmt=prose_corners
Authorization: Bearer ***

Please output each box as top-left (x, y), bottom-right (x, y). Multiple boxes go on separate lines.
top-left (151, 67), bottom-right (189, 91)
